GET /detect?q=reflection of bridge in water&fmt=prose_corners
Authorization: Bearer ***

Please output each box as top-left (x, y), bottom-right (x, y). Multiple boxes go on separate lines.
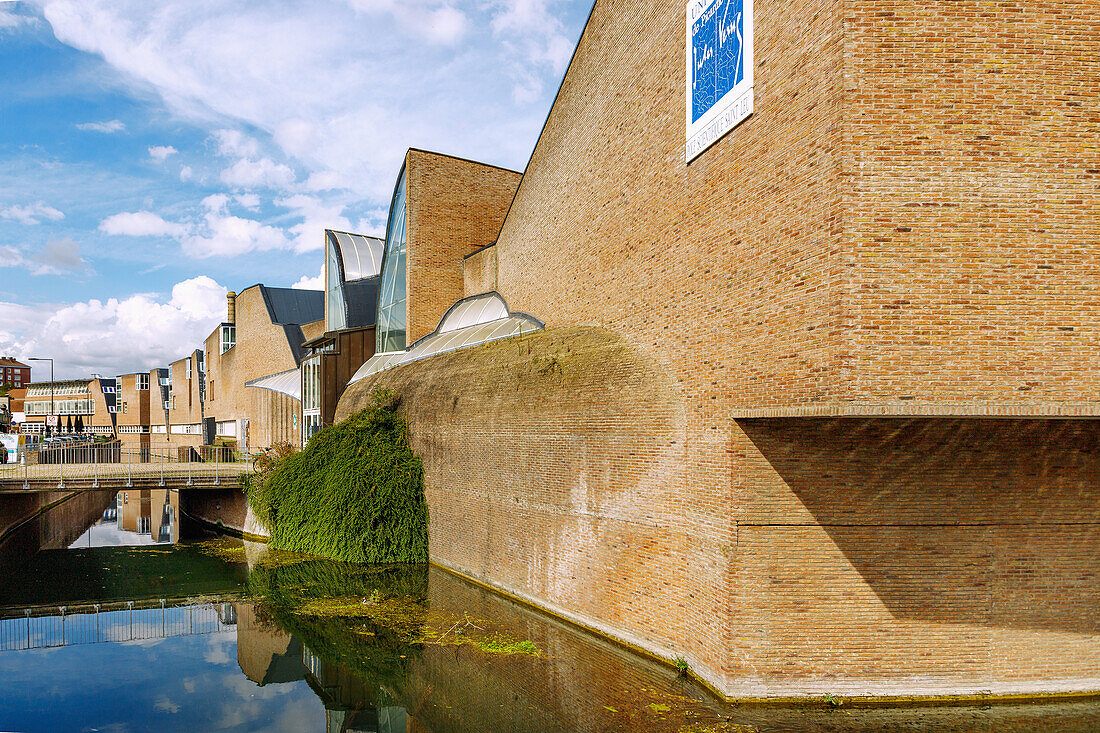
top-left (0, 596), bottom-right (245, 652)
top-left (0, 598), bottom-right (408, 732)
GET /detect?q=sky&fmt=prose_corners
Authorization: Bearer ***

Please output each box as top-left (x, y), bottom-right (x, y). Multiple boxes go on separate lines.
top-left (0, 0), bottom-right (592, 379)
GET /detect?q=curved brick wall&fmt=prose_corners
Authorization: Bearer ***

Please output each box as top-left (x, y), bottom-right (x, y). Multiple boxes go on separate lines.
top-left (338, 328), bottom-right (1099, 700)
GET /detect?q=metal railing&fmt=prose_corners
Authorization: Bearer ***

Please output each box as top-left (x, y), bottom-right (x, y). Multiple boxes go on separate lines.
top-left (0, 598), bottom-right (247, 652)
top-left (0, 441), bottom-right (254, 489)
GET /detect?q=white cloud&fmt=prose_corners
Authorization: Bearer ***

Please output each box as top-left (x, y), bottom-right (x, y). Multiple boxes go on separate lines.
top-left (275, 193), bottom-right (351, 253)
top-left (75, 119), bottom-right (126, 133)
top-left (212, 129), bottom-right (261, 159)
top-left (148, 145), bottom-right (178, 161)
top-left (0, 6), bottom-right (35, 31)
top-left (220, 157), bottom-right (295, 190)
top-left (30, 0), bottom-right (570, 207)
top-left (1, 201), bottom-right (65, 225)
top-left (0, 275), bottom-right (228, 379)
top-left (179, 165), bottom-right (194, 182)
top-left (345, 0), bottom-right (468, 45)
top-left (234, 193), bottom-right (260, 210)
top-left (183, 210), bottom-right (291, 258)
top-left (292, 264), bottom-right (323, 290)
top-left (99, 211), bottom-right (189, 238)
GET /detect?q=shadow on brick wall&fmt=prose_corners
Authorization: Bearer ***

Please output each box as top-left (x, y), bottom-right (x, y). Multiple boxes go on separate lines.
top-left (737, 417), bottom-right (1100, 635)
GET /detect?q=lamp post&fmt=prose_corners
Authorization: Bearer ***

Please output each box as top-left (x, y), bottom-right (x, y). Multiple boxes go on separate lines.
top-left (28, 357), bottom-right (53, 437)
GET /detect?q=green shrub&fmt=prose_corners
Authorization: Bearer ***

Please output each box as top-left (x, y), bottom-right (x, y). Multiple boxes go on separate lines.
top-left (247, 389), bottom-right (428, 563)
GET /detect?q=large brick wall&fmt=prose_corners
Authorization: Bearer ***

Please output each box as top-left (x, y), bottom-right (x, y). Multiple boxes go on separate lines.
top-left (340, 332), bottom-right (1099, 698)
top-left (334, 0), bottom-right (1099, 700)
top-left (843, 0), bottom-right (1100, 406)
top-left (404, 151), bottom-right (521, 344)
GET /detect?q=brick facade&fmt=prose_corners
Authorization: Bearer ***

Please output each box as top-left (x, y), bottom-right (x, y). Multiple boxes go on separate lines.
top-left (336, 0), bottom-right (1098, 700)
top-left (462, 245), bottom-right (498, 298)
top-left (404, 150), bottom-right (520, 344)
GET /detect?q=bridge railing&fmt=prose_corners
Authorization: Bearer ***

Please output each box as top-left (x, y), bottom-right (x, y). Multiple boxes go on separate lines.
top-left (0, 441), bottom-right (255, 488)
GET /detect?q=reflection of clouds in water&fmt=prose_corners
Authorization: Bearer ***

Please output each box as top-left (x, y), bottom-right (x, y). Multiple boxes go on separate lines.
top-left (181, 677), bottom-right (196, 694)
top-left (249, 695), bottom-right (321, 733)
top-left (154, 696), bottom-right (181, 713)
top-left (204, 634), bottom-right (234, 665)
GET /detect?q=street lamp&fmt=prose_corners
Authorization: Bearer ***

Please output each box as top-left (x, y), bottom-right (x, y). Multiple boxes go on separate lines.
top-left (28, 357), bottom-right (53, 437)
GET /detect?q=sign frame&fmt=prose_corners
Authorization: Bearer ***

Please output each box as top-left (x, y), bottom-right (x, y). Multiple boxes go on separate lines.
top-left (685, 0), bottom-right (754, 162)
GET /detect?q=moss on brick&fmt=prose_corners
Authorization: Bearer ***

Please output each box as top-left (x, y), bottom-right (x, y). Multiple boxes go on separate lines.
top-left (247, 390), bottom-right (428, 564)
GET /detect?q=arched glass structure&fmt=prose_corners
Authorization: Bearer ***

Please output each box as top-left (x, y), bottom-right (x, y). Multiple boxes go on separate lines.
top-left (349, 292), bottom-right (543, 385)
top-left (377, 170), bottom-right (408, 353)
top-left (325, 230), bottom-right (384, 332)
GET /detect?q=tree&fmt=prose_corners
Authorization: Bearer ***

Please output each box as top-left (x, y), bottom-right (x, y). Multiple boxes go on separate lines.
top-left (75, 414), bottom-right (84, 433)
top-left (66, 415), bottom-right (73, 433)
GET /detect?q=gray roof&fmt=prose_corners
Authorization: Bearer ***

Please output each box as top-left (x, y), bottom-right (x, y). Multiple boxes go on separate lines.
top-left (259, 286), bottom-right (324, 326)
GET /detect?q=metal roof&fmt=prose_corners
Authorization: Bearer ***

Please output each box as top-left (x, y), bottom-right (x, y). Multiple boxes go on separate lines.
top-left (245, 369), bottom-right (301, 402)
top-left (259, 286), bottom-right (324, 326)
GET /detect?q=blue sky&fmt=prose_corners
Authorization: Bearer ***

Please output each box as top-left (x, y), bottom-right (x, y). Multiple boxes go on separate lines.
top-left (0, 0), bottom-right (591, 378)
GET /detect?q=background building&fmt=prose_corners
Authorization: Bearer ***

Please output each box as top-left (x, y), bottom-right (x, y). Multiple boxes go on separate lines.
top-left (0, 358), bottom-right (30, 389)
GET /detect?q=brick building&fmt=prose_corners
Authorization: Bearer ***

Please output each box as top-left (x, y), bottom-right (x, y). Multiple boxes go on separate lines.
top-left (339, 0), bottom-right (1099, 702)
top-left (203, 285), bottom-right (325, 450)
top-left (0, 358), bottom-right (29, 389)
top-left (375, 149), bottom-right (522, 354)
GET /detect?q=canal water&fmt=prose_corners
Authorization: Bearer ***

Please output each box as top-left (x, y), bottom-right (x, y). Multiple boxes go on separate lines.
top-left (0, 491), bottom-right (1096, 732)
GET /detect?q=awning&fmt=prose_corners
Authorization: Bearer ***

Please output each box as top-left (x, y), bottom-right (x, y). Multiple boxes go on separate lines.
top-left (245, 368), bottom-right (301, 401)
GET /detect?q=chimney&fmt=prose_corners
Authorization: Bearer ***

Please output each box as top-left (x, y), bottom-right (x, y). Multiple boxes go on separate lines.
top-left (227, 291), bottom-right (237, 324)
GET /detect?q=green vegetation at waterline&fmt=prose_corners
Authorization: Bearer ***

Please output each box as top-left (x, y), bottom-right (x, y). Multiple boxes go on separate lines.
top-left (246, 389), bottom-right (428, 563)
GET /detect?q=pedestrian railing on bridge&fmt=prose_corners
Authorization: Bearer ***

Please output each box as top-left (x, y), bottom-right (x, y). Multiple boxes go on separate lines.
top-left (0, 597), bottom-right (249, 652)
top-left (0, 441), bottom-right (255, 489)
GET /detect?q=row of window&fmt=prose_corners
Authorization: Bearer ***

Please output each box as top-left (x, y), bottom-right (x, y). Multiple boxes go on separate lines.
top-left (25, 399), bottom-right (95, 416)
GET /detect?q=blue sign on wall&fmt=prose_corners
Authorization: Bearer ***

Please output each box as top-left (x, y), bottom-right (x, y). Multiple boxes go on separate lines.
top-left (686, 0), bottom-right (753, 161)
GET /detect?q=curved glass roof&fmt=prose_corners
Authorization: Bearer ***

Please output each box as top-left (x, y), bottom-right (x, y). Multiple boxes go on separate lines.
top-left (244, 369), bottom-right (301, 402)
top-left (328, 231), bottom-right (384, 282)
top-left (349, 292), bottom-right (542, 385)
top-left (438, 292), bottom-right (509, 333)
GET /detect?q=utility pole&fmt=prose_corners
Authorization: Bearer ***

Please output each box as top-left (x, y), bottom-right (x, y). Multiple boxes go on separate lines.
top-left (28, 357), bottom-right (53, 437)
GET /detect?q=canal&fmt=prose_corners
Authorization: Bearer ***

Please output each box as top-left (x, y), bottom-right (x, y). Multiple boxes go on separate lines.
top-left (0, 490), bottom-right (1096, 732)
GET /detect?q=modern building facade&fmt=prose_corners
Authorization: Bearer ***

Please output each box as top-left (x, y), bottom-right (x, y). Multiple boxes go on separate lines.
top-left (297, 231), bottom-right (384, 440)
top-left (338, 0), bottom-right (1100, 702)
top-left (375, 149), bottom-right (522, 355)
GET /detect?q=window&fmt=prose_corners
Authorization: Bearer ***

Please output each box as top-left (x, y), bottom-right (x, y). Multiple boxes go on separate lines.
top-left (137, 374), bottom-right (149, 390)
top-left (377, 169), bottom-right (408, 353)
top-left (186, 358), bottom-right (192, 379)
top-left (221, 325), bottom-right (236, 353)
top-left (123, 402), bottom-right (128, 414)
top-left (302, 356), bottom-right (321, 413)
top-left (326, 235), bottom-right (347, 332)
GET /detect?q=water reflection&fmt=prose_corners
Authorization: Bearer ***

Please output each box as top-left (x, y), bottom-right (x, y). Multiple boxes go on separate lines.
top-left (69, 488), bottom-right (180, 548)
top-left (0, 499), bottom-right (1097, 732)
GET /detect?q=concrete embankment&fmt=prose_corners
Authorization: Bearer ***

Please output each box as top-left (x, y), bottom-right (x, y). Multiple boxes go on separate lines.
top-left (180, 487), bottom-right (270, 541)
top-left (335, 325), bottom-right (1100, 702)
top-left (0, 490), bottom-right (115, 558)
